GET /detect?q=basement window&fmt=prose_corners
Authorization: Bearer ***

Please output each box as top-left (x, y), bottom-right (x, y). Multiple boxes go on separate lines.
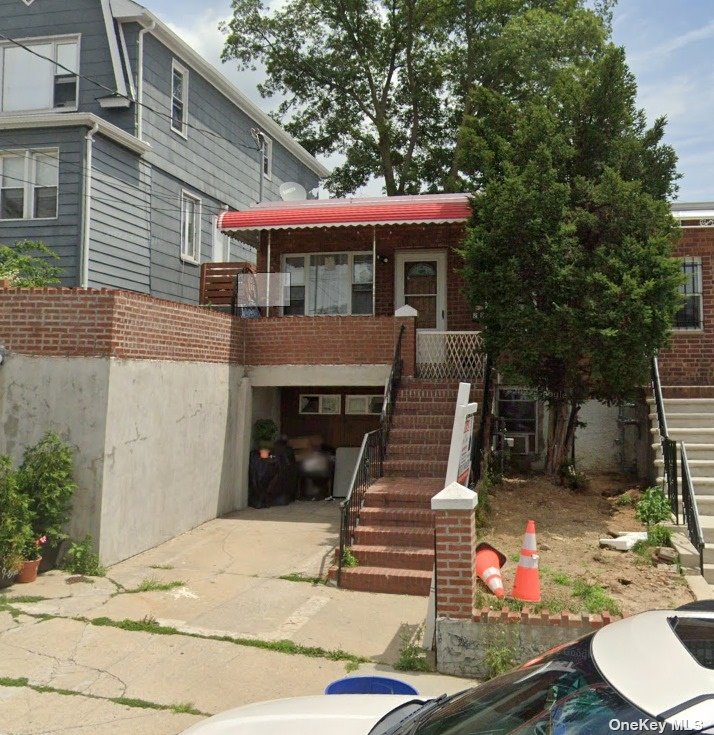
top-left (497, 388), bottom-right (538, 454)
top-left (299, 394), bottom-right (341, 415)
top-left (345, 395), bottom-right (383, 415)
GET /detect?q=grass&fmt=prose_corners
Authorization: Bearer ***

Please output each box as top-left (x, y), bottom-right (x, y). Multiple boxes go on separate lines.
top-left (124, 578), bottom-right (185, 594)
top-left (571, 580), bottom-right (621, 616)
top-left (0, 595), bottom-right (47, 605)
top-left (394, 626), bottom-right (431, 672)
top-left (279, 573), bottom-right (328, 585)
top-left (0, 675), bottom-right (208, 717)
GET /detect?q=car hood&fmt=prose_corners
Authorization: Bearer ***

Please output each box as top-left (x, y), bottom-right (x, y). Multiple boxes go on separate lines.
top-left (180, 695), bottom-right (424, 735)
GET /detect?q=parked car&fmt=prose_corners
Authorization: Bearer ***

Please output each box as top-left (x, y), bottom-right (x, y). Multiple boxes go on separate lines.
top-left (181, 608), bottom-right (714, 735)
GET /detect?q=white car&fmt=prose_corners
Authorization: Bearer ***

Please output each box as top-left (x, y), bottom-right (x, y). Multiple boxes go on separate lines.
top-left (181, 608), bottom-right (714, 735)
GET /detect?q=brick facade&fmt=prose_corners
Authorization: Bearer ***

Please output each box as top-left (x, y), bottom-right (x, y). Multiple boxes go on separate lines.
top-left (256, 223), bottom-right (476, 331)
top-left (659, 227), bottom-right (714, 386)
top-left (0, 288), bottom-right (412, 368)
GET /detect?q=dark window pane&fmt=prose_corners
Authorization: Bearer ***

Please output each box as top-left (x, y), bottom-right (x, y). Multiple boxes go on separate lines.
top-left (352, 284), bottom-right (372, 314)
top-left (53, 75), bottom-right (77, 108)
top-left (300, 396), bottom-right (319, 413)
top-left (34, 186), bottom-right (57, 218)
top-left (353, 254), bottom-right (373, 285)
top-left (675, 294), bottom-right (701, 329)
top-left (1, 188), bottom-right (23, 219)
top-left (285, 286), bottom-right (305, 315)
top-left (172, 100), bottom-right (184, 130)
top-left (503, 419), bottom-right (537, 433)
top-left (499, 400), bottom-right (536, 421)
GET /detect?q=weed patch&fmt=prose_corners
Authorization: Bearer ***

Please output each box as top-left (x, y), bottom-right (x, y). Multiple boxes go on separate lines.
top-left (124, 578), bottom-right (185, 594)
top-left (394, 625), bottom-right (431, 672)
top-left (279, 573), bottom-right (327, 585)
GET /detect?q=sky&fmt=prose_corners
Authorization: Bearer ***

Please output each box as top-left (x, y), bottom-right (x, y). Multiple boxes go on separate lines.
top-left (147, 0), bottom-right (714, 203)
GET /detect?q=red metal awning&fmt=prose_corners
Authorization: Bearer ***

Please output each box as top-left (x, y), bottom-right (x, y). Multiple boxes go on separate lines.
top-left (218, 194), bottom-right (471, 232)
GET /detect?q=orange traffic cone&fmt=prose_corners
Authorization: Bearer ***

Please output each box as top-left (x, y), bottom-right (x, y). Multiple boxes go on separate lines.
top-left (511, 520), bottom-right (541, 603)
top-left (475, 542), bottom-right (507, 599)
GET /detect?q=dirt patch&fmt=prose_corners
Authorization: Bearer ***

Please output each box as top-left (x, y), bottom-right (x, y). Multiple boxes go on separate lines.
top-left (477, 473), bottom-right (694, 616)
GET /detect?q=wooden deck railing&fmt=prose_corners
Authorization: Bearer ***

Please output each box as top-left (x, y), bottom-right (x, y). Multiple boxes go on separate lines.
top-left (199, 262), bottom-right (254, 307)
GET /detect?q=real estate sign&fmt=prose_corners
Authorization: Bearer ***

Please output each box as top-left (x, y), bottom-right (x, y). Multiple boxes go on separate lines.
top-left (445, 382), bottom-right (479, 488)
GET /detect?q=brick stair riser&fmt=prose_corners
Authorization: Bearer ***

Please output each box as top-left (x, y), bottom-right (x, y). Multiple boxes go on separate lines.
top-left (388, 445), bottom-right (450, 462)
top-left (354, 526), bottom-right (434, 548)
top-left (363, 493), bottom-right (433, 509)
top-left (348, 547), bottom-right (434, 571)
top-left (395, 402), bottom-right (459, 416)
top-left (358, 508), bottom-right (434, 528)
top-left (383, 463), bottom-right (445, 478)
top-left (338, 569), bottom-right (431, 596)
top-left (390, 429), bottom-right (453, 445)
top-left (390, 415), bottom-right (453, 430)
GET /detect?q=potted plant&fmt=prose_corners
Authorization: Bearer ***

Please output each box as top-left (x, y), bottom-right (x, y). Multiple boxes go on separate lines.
top-left (17, 535), bottom-right (46, 584)
top-left (254, 419), bottom-right (278, 459)
top-left (16, 432), bottom-right (77, 572)
top-left (0, 456), bottom-right (33, 588)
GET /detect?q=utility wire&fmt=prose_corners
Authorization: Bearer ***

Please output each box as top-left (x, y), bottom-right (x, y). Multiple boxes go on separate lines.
top-left (0, 30), bottom-right (263, 152)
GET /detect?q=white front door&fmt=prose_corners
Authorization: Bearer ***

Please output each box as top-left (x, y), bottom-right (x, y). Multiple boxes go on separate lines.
top-left (395, 251), bottom-right (447, 331)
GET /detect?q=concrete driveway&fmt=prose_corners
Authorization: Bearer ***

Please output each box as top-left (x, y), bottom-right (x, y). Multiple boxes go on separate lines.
top-left (0, 502), bottom-right (476, 734)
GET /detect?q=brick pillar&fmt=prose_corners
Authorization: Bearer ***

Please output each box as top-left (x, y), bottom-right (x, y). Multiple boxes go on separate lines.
top-left (394, 306), bottom-right (417, 377)
top-left (432, 481), bottom-right (478, 619)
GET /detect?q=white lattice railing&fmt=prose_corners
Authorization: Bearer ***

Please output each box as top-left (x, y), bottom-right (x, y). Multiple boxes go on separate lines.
top-left (416, 331), bottom-right (486, 381)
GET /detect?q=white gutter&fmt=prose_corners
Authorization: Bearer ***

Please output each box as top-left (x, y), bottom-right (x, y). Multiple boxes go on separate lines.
top-left (0, 113), bottom-right (150, 156)
top-left (372, 226), bottom-right (377, 316)
top-left (136, 20), bottom-right (156, 141)
top-left (266, 231), bottom-right (271, 317)
top-left (80, 122), bottom-right (100, 288)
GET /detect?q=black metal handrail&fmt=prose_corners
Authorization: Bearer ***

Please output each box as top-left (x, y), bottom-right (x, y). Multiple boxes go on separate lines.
top-left (680, 443), bottom-right (705, 576)
top-left (651, 356), bottom-right (679, 520)
top-left (337, 325), bottom-right (405, 585)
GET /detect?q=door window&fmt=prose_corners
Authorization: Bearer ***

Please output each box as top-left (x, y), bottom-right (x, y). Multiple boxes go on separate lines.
top-left (404, 260), bottom-right (438, 329)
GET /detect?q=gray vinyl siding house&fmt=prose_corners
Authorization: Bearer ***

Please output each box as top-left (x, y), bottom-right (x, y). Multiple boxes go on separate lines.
top-left (0, 0), bottom-right (328, 301)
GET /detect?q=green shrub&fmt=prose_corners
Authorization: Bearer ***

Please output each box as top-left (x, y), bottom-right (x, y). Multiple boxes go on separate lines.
top-left (394, 626), bottom-right (430, 672)
top-left (0, 240), bottom-right (61, 287)
top-left (341, 547), bottom-right (358, 568)
top-left (558, 461), bottom-right (589, 492)
top-left (253, 419), bottom-right (278, 448)
top-left (647, 524), bottom-right (672, 547)
top-left (16, 433), bottom-right (76, 547)
top-left (0, 456), bottom-right (33, 570)
top-left (61, 535), bottom-right (105, 577)
top-left (635, 486), bottom-right (671, 528)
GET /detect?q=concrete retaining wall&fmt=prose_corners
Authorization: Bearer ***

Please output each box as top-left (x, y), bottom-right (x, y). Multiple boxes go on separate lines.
top-left (436, 614), bottom-right (603, 679)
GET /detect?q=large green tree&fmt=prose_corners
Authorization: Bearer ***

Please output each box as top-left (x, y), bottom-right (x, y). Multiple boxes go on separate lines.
top-left (460, 46), bottom-right (682, 474)
top-left (221, 0), bottom-right (613, 195)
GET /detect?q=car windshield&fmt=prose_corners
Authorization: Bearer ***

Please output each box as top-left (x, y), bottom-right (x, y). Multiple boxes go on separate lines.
top-left (395, 635), bottom-right (689, 735)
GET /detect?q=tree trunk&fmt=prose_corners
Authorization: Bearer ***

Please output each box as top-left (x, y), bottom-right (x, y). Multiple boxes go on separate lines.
top-left (545, 400), bottom-right (580, 476)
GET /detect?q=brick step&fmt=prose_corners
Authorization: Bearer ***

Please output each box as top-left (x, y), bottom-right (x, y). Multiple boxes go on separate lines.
top-left (347, 544), bottom-right (434, 571)
top-left (390, 415), bottom-right (453, 430)
top-left (358, 507), bottom-right (434, 527)
top-left (383, 458), bottom-right (446, 478)
top-left (396, 401), bottom-right (460, 415)
top-left (338, 566), bottom-right (432, 596)
top-left (353, 524), bottom-right (434, 548)
top-left (390, 428), bottom-right (453, 445)
top-left (365, 479), bottom-right (442, 508)
top-left (388, 443), bottom-right (450, 461)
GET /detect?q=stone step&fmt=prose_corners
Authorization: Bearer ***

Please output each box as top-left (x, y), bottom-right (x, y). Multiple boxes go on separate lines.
top-left (678, 495), bottom-right (714, 515)
top-left (701, 515), bottom-right (714, 543)
top-left (358, 507), bottom-right (434, 528)
top-left (390, 414), bottom-right (453, 430)
top-left (655, 458), bottom-right (714, 477)
top-left (353, 524), bottom-right (434, 548)
top-left (648, 397), bottom-right (714, 412)
top-left (651, 442), bottom-right (714, 457)
top-left (652, 427), bottom-right (714, 444)
top-left (656, 476), bottom-right (714, 495)
top-left (383, 458), bottom-right (446, 478)
top-left (338, 566), bottom-right (432, 596)
top-left (388, 443), bottom-right (450, 461)
top-left (649, 412), bottom-right (714, 427)
top-left (347, 544), bottom-right (434, 571)
top-left (390, 427), bottom-right (453, 446)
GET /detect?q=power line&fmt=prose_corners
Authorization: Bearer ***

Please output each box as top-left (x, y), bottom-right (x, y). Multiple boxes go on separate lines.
top-left (0, 30), bottom-right (263, 152)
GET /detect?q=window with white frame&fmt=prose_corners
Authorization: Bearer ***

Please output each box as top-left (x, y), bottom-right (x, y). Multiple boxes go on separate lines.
top-left (299, 394), bottom-right (341, 415)
top-left (0, 149), bottom-right (58, 220)
top-left (497, 388), bottom-right (538, 454)
top-left (0, 36), bottom-right (79, 113)
top-left (212, 216), bottom-right (232, 262)
top-left (345, 395), bottom-right (383, 415)
top-left (180, 192), bottom-right (201, 263)
top-left (282, 252), bottom-right (373, 316)
top-left (262, 136), bottom-right (272, 180)
top-left (674, 257), bottom-right (703, 330)
top-left (171, 61), bottom-right (188, 137)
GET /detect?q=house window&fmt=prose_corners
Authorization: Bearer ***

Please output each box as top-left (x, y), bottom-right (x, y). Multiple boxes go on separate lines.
top-left (299, 394), bottom-right (341, 415)
top-left (282, 252), bottom-right (374, 316)
top-left (180, 192), bottom-right (201, 263)
top-left (212, 216), bottom-right (232, 262)
top-left (345, 395), bottom-right (383, 415)
top-left (262, 136), bottom-right (272, 180)
top-left (0, 37), bottom-right (79, 112)
top-left (171, 61), bottom-right (188, 137)
top-left (674, 258), bottom-right (703, 330)
top-left (498, 388), bottom-right (537, 454)
top-left (0, 149), bottom-right (58, 220)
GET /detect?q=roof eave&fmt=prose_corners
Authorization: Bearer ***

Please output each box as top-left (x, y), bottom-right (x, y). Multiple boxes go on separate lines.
top-left (220, 218), bottom-right (469, 234)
